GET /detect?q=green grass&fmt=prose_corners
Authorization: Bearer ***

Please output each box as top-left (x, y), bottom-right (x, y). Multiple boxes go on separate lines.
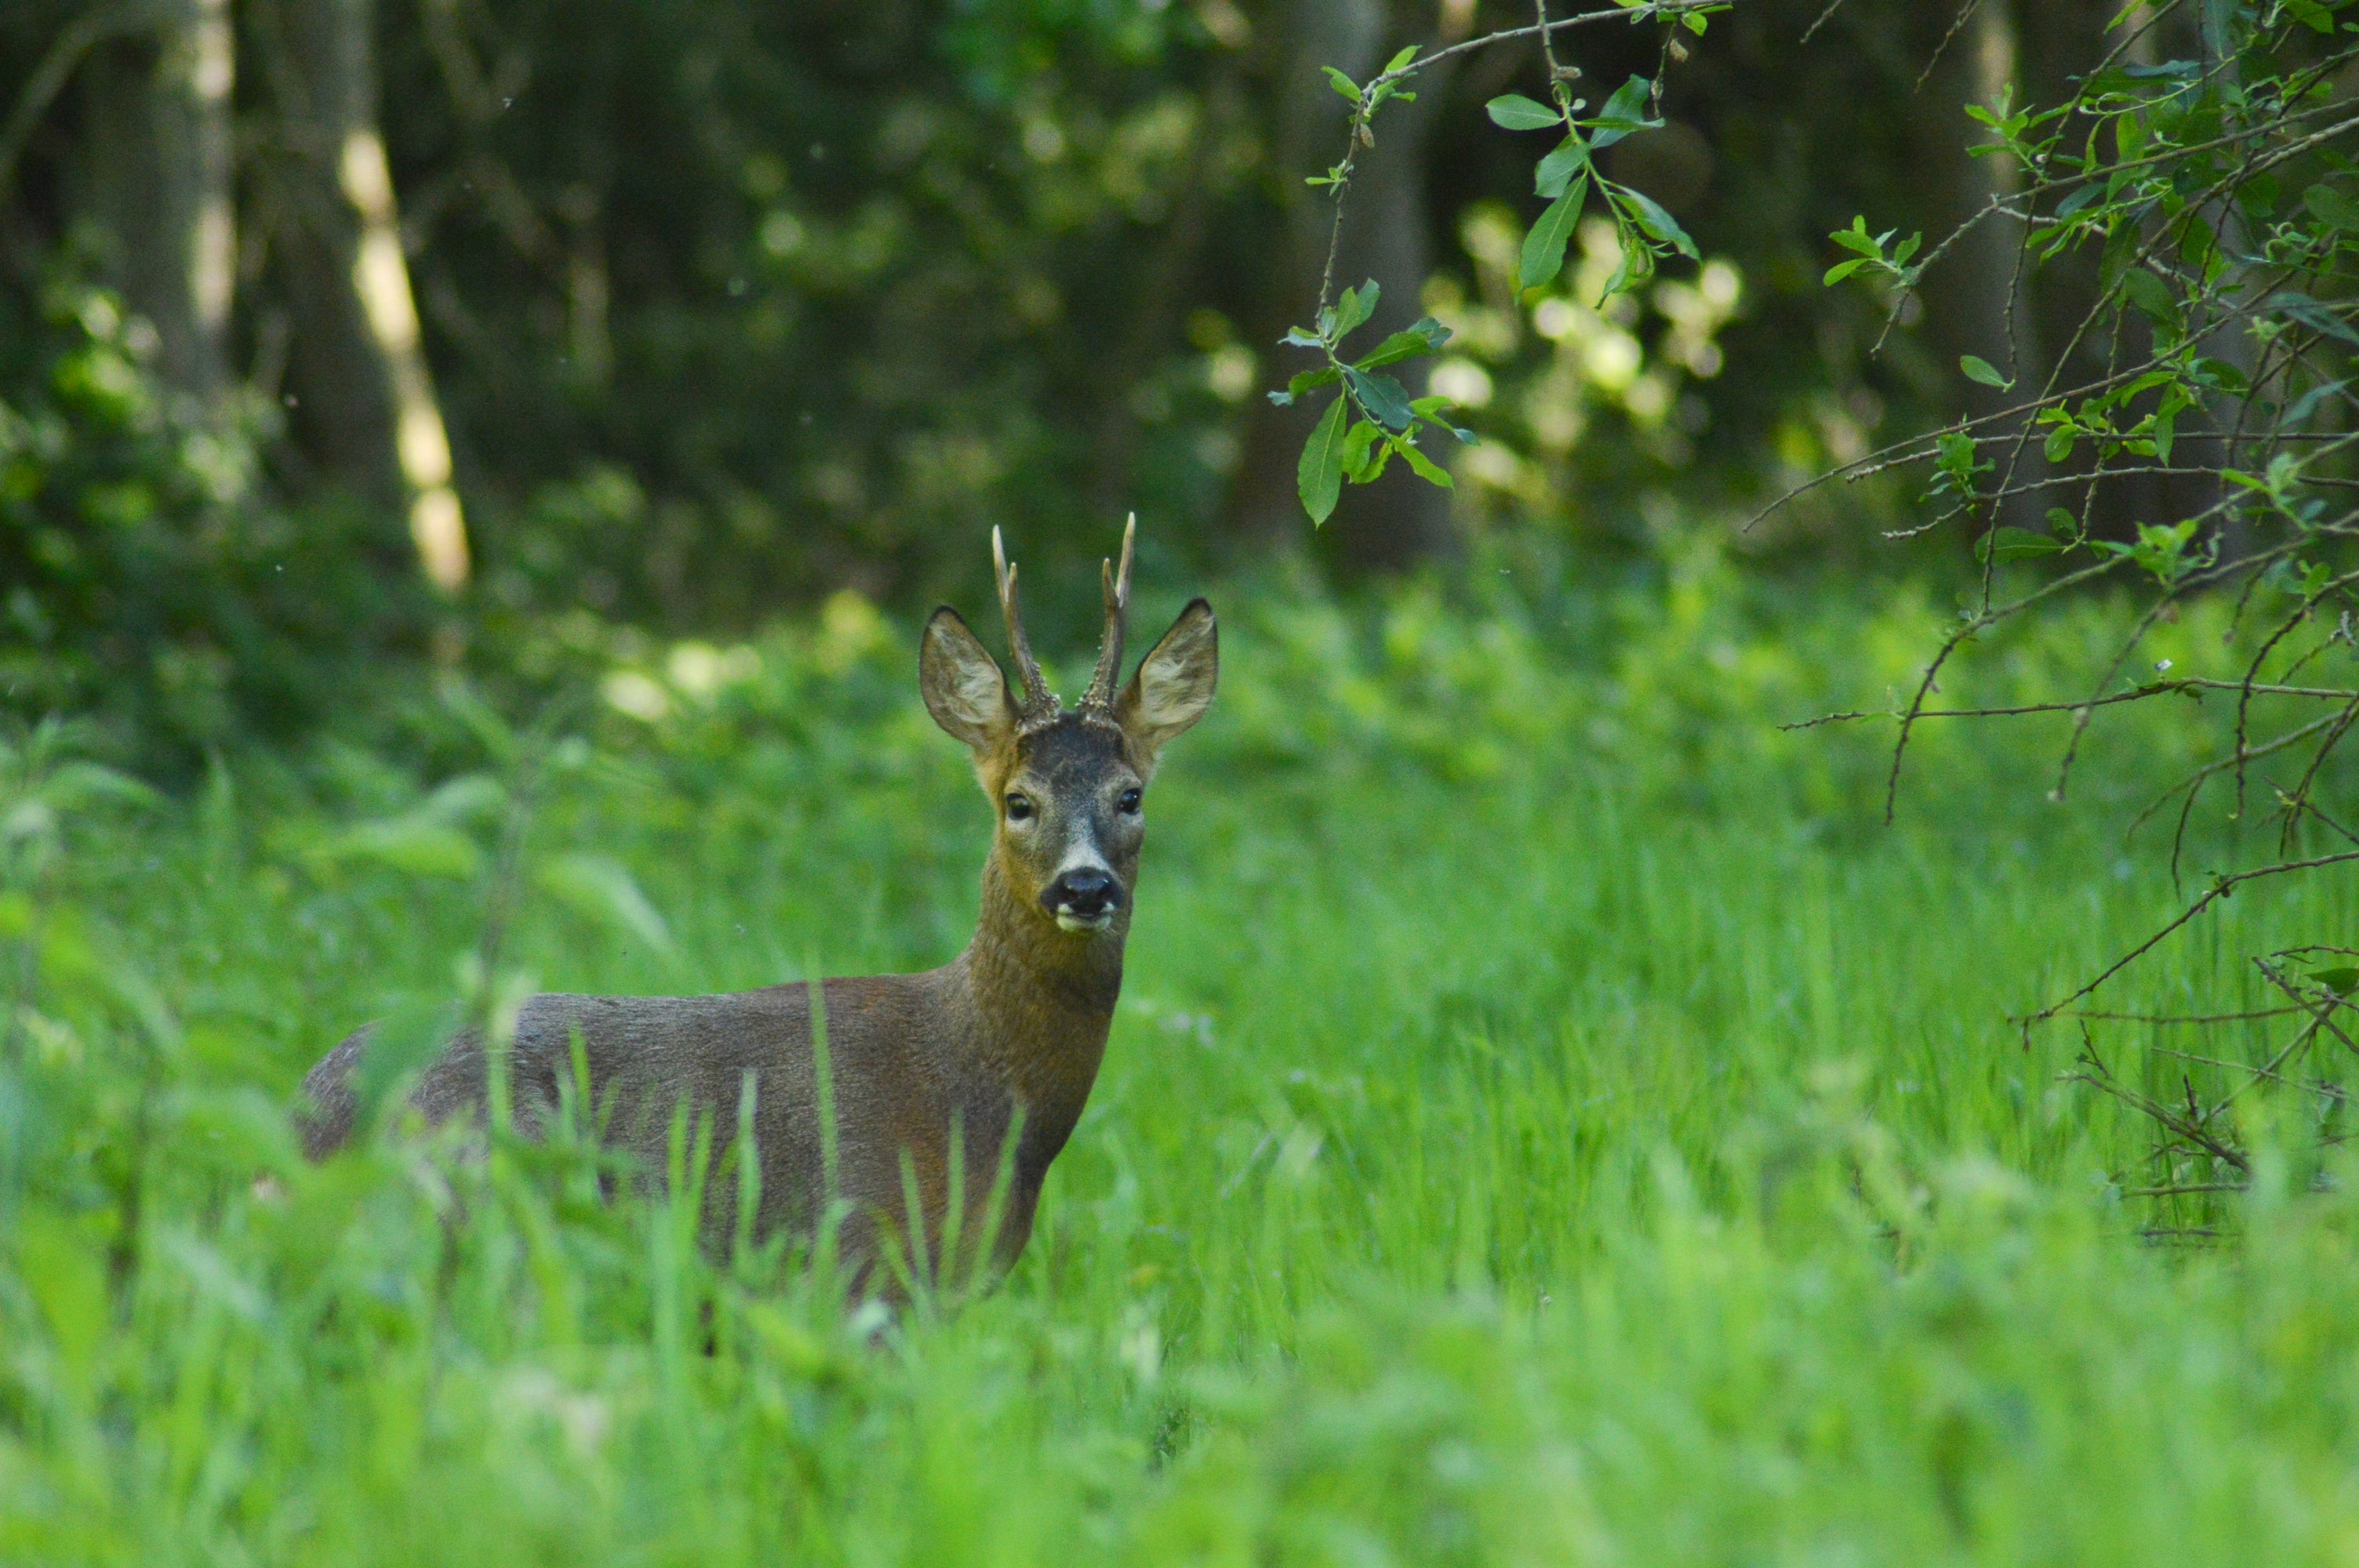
top-left (8, 575), bottom-right (2359, 1564)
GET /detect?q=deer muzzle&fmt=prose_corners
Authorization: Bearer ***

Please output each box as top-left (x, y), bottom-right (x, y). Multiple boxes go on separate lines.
top-left (1044, 867), bottom-right (1122, 931)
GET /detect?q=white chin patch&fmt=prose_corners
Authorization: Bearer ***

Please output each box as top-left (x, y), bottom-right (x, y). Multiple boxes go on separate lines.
top-left (1055, 910), bottom-right (1114, 934)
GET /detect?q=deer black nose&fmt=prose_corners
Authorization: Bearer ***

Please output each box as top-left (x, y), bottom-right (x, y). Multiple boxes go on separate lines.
top-left (1044, 868), bottom-right (1120, 920)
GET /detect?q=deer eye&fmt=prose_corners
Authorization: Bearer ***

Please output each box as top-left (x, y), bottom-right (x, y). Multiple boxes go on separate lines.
top-left (1118, 788), bottom-right (1142, 815)
top-left (1004, 793), bottom-right (1034, 822)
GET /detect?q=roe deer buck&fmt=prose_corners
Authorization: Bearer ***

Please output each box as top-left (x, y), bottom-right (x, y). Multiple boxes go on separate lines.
top-left (297, 520), bottom-right (1216, 1288)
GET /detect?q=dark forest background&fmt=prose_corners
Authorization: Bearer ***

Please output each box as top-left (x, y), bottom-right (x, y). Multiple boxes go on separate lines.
top-left (1, 1), bottom-right (2159, 763)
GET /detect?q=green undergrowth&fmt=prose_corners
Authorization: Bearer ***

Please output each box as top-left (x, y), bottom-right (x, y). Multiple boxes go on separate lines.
top-left (7, 567), bottom-right (2359, 1563)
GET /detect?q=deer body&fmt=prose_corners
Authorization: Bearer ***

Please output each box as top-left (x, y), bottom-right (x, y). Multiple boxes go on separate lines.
top-left (298, 524), bottom-right (1216, 1287)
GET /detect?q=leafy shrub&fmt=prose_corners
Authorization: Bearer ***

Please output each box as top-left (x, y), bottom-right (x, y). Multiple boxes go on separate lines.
top-left (0, 274), bottom-right (424, 771)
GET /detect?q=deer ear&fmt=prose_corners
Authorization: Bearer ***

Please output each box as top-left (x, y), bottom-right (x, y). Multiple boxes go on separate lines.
top-left (921, 608), bottom-right (1014, 752)
top-left (1117, 598), bottom-right (1216, 773)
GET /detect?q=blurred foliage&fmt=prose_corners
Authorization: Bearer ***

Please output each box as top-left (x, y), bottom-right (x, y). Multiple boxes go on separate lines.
top-left (6, 579), bottom-right (2359, 1558)
top-left (0, 0), bottom-right (2125, 765)
top-left (454, 540), bottom-right (2351, 865)
top-left (360, 0), bottom-right (2008, 596)
top-left (0, 270), bottom-right (427, 762)
top-left (371, 0), bottom-right (1273, 619)
top-left (1429, 213), bottom-right (1748, 532)
top-left (13, 7), bottom-right (2359, 1547)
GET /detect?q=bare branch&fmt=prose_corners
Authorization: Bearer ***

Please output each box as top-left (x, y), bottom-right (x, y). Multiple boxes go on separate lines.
top-left (2027, 851), bottom-right (2359, 1026)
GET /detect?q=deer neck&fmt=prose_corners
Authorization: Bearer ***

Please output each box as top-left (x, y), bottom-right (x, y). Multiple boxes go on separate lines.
top-left (956, 853), bottom-right (1124, 1127)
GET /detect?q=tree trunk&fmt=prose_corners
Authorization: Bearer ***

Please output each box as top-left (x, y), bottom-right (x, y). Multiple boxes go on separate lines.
top-left (1225, 0), bottom-right (1459, 574)
top-left (252, 0), bottom-right (471, 590)
top-left (1089, 69), bottom-right (1234, 524)
top-left (2016, 0), bottom-right (2250, 549)
top-left (1919, 0), bottom-right (2050, 535)
top-left (78, 0), bottom-right (235, 405)
top-left (2179, 0), bottom-right (2258, 561)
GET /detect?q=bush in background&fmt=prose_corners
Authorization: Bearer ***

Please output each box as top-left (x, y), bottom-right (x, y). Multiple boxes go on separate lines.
top-left (0, 273), bottom-right (426, 772)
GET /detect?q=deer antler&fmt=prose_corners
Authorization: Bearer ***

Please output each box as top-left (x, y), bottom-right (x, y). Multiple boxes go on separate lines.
top-left (993, 526), bottom-right (1056, 720)
top-left (1081, 514), bottom-right (1136, 716)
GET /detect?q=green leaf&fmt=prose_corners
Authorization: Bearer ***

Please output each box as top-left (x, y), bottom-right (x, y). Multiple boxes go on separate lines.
top-left (2096, 218), bottom-right (2141, 296)
top-left (15, 1210), bottom-right (108, 1391)
top-left (1823, 258), bottom-right (1870, 286)
top-left (1343, 365), bottom-right (1416, 430)
top-left (2285, 377), bottom-right (2350, 425)
top-left (1270, 365), bottom-right (1343, 406)
top-left (420, 774), bottom-right (507, 823)
top-left (2264, 291), bottom-right (2359, 349)
top-left (2181, 211), bottom-right (2223, 287)
top-left (1299, 394), bottom-right (1349, 524)
top-left (1614, 185), bottom-right (1698, 260)
top-left (1334, 281), bottom-right (1379, 339)
top-left (1829, 220), bottom-right (1885, 257)
top-left (1586, 75), bottom-right (1659, 149)
top-left (1599, 75), bottom-right (1651, 120)
top-left (2285, 0), bottom-right (2335, 34)
top-left (2190, 357), bottom-right (2250, 397)
top-left (1535, 136), bottom-right (1590, 199)
top-left (36, 760), bottom-right (162, 815)
top-left (1487, 94), bottom-right (1563, 132)
top-left (2235, 172), bottom-right (2281, 224)
top-left (2052, 183), bottom-right (2104, 221)
top-left (1340, 416), bottom-right (1383, 481)
top-left (2118, 267), bottom-right (2179, 332)
top-left (1518, 183), bottom-right (1586, 292)
top-left (1356, 318), bottom-right (1451, 369)
top-left (315, 818), bottom-right (483, 880)
top-left (1960, 354), bottom-right (2013, 390)
top-left (1598, 244), bottom-right (1640, 303)
top-left (1397, 437), bottom-right (1453, 488)
top-left (1383, 43), bottom-right (1420, 74)
top-left (536, 851), bottom-right (678, 958)
top-left (2311, 967), bottom-right (2359, 996)
top-left (1411, 394), bottom-right (1477, 444)
top-left (1323, 67), bottom-right (1362, 104)
top-left (1974, 526), bottom-right (2067, 562)
top-left (2128, 517), bottom-right (2201, 584)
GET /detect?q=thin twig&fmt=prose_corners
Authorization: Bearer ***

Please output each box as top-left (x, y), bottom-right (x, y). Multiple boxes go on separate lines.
top-left (1913, 0), bottom-right (1983, 96)
top-left (2065, 1006), bottom-right (2306, 1025)
top-left (0, 2), bottom-right (162, 203)
top-left (1782, 677), bottom-right (2359, 733)
top-left (2027, 850), bottom-right (2359, 1028)
top-left (2064, 1069), bottom-right (2252, 1172)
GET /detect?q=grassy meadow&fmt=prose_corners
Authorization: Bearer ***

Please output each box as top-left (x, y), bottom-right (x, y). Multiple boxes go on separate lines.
top-left (8, 564), bottom-right (2359, 1564)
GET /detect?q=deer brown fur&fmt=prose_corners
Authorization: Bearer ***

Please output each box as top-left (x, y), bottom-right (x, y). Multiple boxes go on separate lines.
top-left (297, 521), bottom-right (1216, 1288)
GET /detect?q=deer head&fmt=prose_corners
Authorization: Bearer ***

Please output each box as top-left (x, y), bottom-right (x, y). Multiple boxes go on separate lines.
top-left (920, 518), bottom-right (1218, 935)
